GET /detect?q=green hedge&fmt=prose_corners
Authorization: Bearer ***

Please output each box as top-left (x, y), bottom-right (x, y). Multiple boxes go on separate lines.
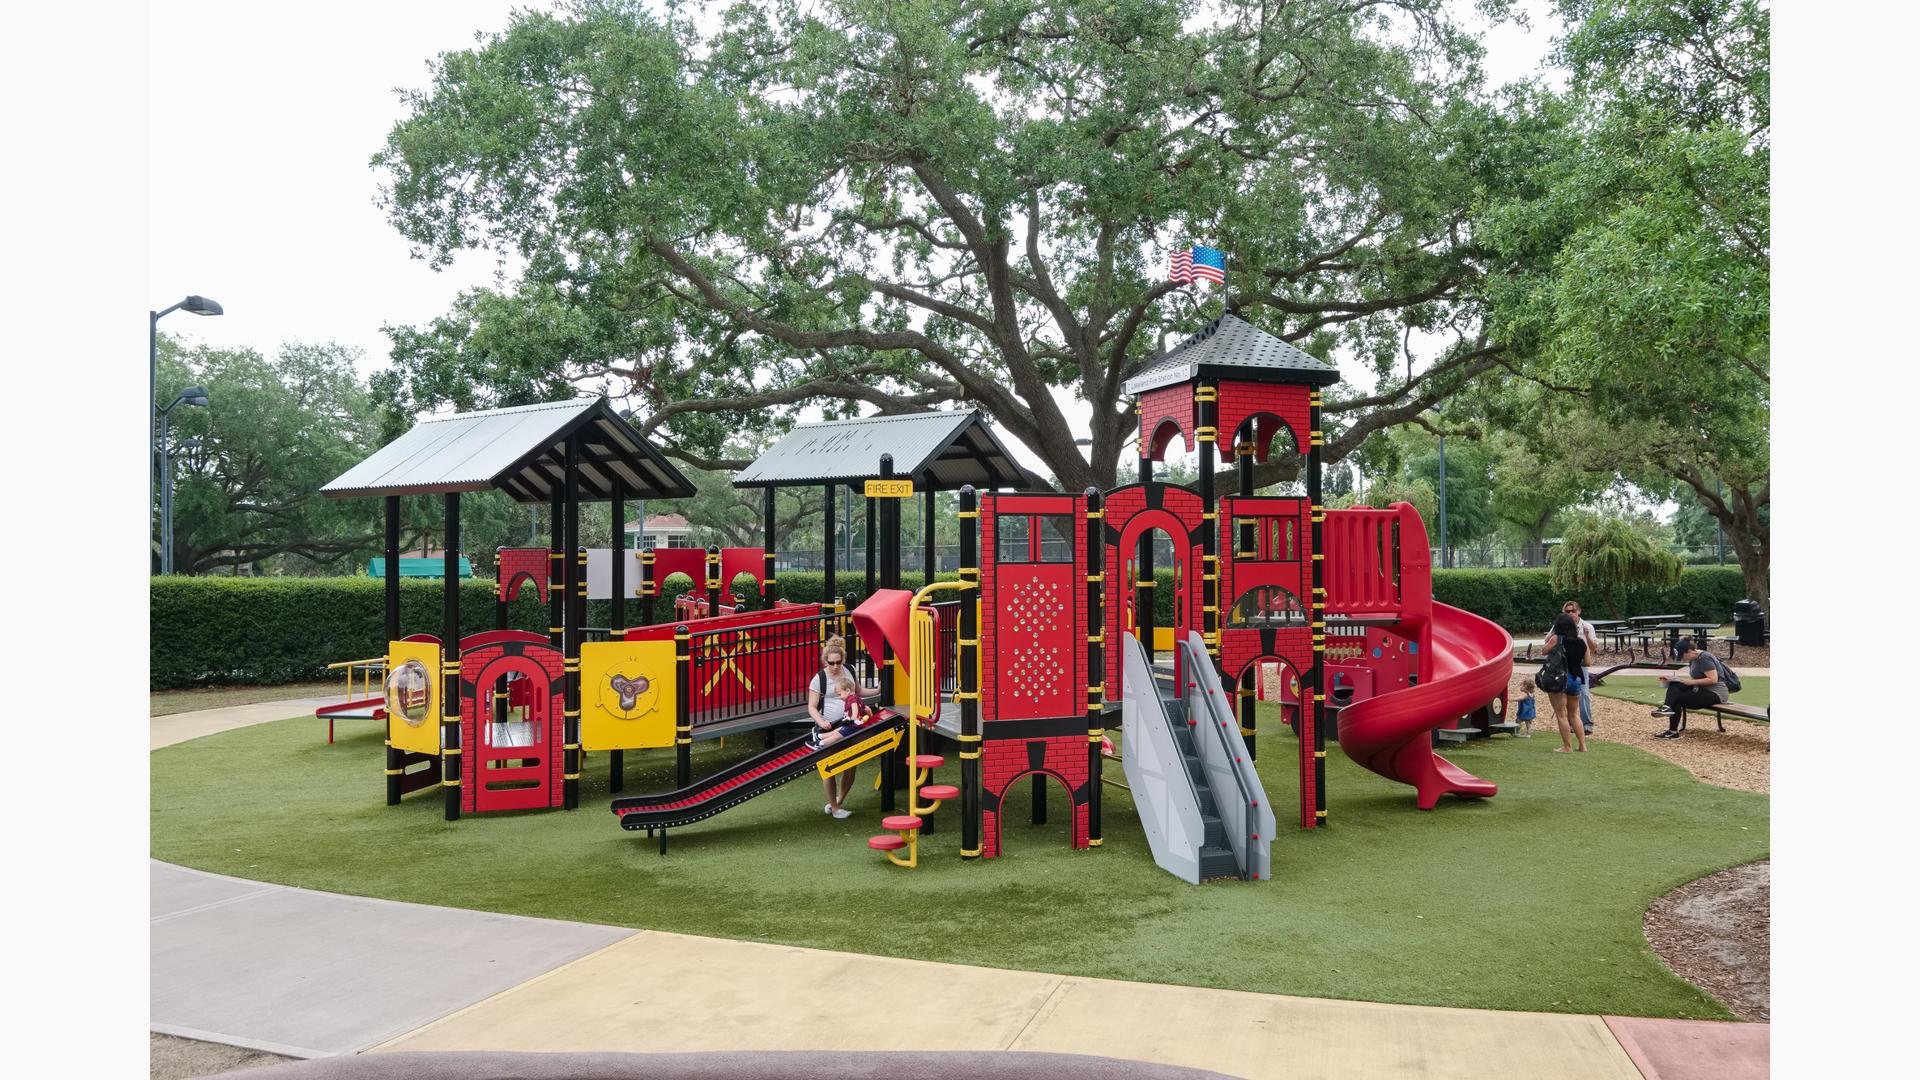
top-left (151, 566), bottom-right (1750, 689)
top-left (149, 572), bottom-right (958, 690)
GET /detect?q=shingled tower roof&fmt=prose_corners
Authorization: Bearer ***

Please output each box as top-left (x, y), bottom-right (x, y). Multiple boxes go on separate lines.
top-left (1122, 311), bottom-right (1339, 395)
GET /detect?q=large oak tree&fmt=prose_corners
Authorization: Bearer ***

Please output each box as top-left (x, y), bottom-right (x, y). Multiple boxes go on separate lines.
top-left (375, 0), bottom-right (1528, 489)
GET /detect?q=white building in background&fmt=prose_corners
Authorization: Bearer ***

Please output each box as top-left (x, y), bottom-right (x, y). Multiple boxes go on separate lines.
top-left (623, 513), bottom-right (694, 550)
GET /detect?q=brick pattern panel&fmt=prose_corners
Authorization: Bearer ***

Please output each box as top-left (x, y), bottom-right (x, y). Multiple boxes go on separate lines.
top-left (1137, 384), bottom-right (1194, 460)
top-left (1100, 484), bottom-right (1207, 697)
top-left (497, 548), bottom-right (551, 603)
top-left (1215, 381), bottom-right (1312, 462)
top-left (979, 735), bottom-right (1092, 857)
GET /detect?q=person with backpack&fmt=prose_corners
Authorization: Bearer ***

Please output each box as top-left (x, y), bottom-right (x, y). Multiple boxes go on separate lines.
top-left (1651, 637), bottom-right (1735, 739)
top-left (1541, 612), bottom-right (1588, 753)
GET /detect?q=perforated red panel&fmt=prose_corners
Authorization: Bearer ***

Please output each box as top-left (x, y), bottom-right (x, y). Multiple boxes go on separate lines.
top-left (990, 564), bottom-right (1078, 720)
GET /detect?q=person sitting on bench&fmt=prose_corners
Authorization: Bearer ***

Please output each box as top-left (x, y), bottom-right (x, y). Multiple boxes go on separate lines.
top-left (1650, 637), bottom-right (1729, 739)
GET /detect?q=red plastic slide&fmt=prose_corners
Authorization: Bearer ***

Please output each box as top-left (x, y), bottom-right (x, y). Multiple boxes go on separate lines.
top-left (1335, 602), bottom-right (1511, 809)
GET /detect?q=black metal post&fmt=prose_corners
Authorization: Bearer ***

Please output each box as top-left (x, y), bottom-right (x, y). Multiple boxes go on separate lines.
top-left (1085, 487), bottom-right (1104, 846)
top-left (1197, 382), bottom-right (1218, 663)
top-left (822, 483), bottom-right (837, 604)
top-left (562, 435), bottom-right (582, 810)
top-left (923, 481), bottom-right (937, 584)
top-left (864, 485), bottom-right (877, 597)
top-left (549, 483), bottom-right (564, 648)
top-left (1308, 391), bottom-right (1327, 825)
top-left (609, 477), bottom-right (626, 792)
top-left (384, 494), bottom-right (402, 806)
top-left (877, 454), bottom-right (899, 811)
top-left (706, 544), bottom-right (722, 614)
top-left (611, 479), bottom-right (627, 632)
top-left (958, 485), bottom-right (981, 857)
top-left (641, 549), bottom-right (657, 627)
top-left (1237, 434), bottom-right (1256, 758)
top-left (675, 625), bottom-right (692, 787)
top-left (763, 486), bottom-right (778, 607)
top-left (442, 493), bottom-right (462, 822)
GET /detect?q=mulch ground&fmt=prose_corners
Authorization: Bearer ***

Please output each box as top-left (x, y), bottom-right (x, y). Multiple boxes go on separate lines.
top-left (1642, 861), bottom-right (1770, 1022)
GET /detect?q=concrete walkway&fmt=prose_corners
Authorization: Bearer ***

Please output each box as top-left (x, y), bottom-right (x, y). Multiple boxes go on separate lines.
top-left (152, 696), bottom-right (339, 750)
top-left (151, 698), bottom-right (1768, 1079)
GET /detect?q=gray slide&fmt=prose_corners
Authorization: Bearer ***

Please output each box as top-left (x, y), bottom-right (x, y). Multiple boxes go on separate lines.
top-left (1121, 633), bottom-right (1270, 883)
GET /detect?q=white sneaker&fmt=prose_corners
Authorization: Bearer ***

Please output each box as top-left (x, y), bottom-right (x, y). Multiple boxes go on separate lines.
top-left (824, 803), bottom-right (834, 815)
top-left (831, 807), bottom-right (852, 819)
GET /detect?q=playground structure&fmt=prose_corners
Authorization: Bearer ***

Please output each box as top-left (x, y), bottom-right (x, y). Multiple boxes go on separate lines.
top-left (320, 312), bottom-right (1512, 882)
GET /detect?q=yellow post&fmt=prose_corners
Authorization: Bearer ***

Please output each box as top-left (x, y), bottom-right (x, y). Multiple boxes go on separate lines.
top-left (907, 580), bottom-right (973, 820)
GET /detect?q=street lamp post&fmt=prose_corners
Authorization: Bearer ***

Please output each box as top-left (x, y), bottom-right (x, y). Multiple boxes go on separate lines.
top-left (157, 387), bottom-right (211, 575)
top-left (151, 295), bottom-right (223, 570)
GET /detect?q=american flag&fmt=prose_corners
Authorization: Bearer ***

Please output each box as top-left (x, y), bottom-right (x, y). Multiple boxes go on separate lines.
top-left (1169, 245), bottom-right (1226, 285)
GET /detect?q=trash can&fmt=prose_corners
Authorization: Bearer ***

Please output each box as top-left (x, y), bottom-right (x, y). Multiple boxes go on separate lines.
top-left (1732, 599), bottom-right (1767, 645)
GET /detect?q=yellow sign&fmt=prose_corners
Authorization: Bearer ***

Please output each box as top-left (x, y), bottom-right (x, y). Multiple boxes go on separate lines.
top-left (385, 640), bottom-right (441, 756)
top-left (580, 639), bottom-right (677, 752)
top-left (864, 479), bottom-right (915, 498)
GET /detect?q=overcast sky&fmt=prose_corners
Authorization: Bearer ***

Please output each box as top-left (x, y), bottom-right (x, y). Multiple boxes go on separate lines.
top-left (149, 0), bottom-right (1559, 475)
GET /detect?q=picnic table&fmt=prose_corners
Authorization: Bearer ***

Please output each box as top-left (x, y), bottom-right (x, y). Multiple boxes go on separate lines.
top-left (1646, 622), bottom-right (1723, 661)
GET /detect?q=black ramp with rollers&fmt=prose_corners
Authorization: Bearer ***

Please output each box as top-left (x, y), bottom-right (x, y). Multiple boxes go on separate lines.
top-left (610, 711), bottom-right (907, 833)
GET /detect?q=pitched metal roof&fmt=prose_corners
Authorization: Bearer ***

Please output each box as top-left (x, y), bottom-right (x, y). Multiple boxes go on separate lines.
top-left (1123, 311), bottom-right (1340, 394)
top-left (321, 397), bottom-right (696, 504)
top-left (732, 409), bottom-right (1048, 490)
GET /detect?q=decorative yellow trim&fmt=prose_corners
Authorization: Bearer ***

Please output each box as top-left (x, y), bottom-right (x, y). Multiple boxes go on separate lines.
top-left (958, 638), bottom-right (979, 647)
top-left (957, 567), bottom-right (979, 579)
top-left (952, 691), bottom-right (980, 701)
top-left (956, 510), bottom-right (980, 519)
top-left (961, 847), bottom-right (982, 857)
top-left (958, 733), bottom-right (983, 743)
top-left (1312, 553), bottom-right (1325, 561)
top-left (676, 737), bottom-right (693, 745)
top-left (1316, 809), bottom-right (1328, 818)
top-left (1088, 730), bottom-right (1105, 739)
top-left (563, 742), bottom-right (581, 751)
top-left (549, 626), bottom-right (565, 634)
top-left (1194, 386), bottom-right (1218, 401)
top-left (1088, 838), bottom-right (1104, 847)
top-left (1086, 510), bottom-right (1104, 519)
top-left (959, 750), bottom-right (981, 760)
top-left (1194, 426), bottom-right (1218, 439)
top-left (441, 746), bottom-right (462, 755)
top-left (1201, 512), bottom-right (1217, 521)
top-left (1134, 579), bottom-right (1155, 588)
top-left (383, 768), bottom-right (403, 775)
top-left (1087, 573), bottom-right (1105, 583)
top-left (1315, 751), bottom-right (1328, 759)
top-left (442, 779), bottom-right (462, 787)
top-left (1088, 633), bottom-right (1105, 644)
top-left (1240, 727), bottom-right (1256, 736)
top-left (564, 772), bottom-right (581, 780)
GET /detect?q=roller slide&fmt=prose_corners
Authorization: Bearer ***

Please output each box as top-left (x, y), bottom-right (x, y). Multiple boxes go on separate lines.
top-left (611, 711), bottom-right (907, 833)
top-left (1335, 602), bottom-right (1510, 809)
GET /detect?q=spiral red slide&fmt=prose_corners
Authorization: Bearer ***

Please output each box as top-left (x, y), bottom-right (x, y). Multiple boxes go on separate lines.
top-left (1335, 602), bottom-right (1512, 809)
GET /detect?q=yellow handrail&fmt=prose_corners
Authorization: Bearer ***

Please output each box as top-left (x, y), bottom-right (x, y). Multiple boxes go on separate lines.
top-left (327, 656), bottom-right (386, 704)
top-left (908, 581), bottom-right (975, 820)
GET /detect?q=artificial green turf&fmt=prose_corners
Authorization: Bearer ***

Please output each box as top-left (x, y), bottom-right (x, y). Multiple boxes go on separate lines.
top-left (1594, 675), bottom-right (1770, 712)
top-left (151, 704), bottom-right (1766, 1019)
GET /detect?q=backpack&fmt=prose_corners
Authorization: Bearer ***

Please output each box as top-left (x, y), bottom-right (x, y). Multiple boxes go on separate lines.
top-left (1533, 643), bottom-right (1569, 694)
top-left (1516, 695), bottom-right (1536, 722)
top-left (1711, 653), bottom-right (1742, 693)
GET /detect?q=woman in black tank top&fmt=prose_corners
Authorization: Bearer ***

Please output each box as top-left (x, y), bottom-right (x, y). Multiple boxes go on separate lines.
top-left (1544, 613), bottom-right (1589, 753)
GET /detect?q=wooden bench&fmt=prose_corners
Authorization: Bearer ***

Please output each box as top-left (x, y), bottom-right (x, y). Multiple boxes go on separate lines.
top-left (1680, 701), bottom-right (1770, 733)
